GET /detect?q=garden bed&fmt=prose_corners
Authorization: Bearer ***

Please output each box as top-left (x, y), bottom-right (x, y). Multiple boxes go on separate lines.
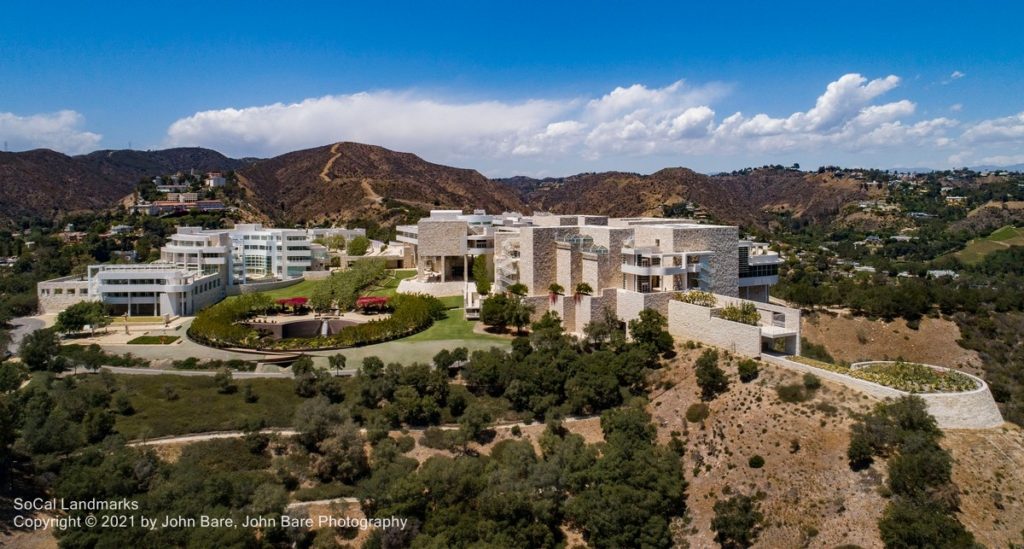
top-left (127, 335), bottom-right (179, 345)
top-left (789, 356), bottom-right (978, 393)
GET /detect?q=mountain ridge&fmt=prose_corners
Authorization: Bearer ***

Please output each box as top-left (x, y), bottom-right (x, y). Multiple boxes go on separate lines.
top-left (1, 141), bottom-right (871, 230)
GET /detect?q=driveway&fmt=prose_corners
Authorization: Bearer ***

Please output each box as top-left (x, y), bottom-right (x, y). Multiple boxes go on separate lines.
top-left (6, 315), bottom-right (54, 355)
top-left (93, 318), bottom-right (509, 369)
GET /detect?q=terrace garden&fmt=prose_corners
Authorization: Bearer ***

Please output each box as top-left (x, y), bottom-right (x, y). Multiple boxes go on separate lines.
top-left (188, 261), bottom-right (447, 351)
top-left (789, 356), bottom-right (978, 393)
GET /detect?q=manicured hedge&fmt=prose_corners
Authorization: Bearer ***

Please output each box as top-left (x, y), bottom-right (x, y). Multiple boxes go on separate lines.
top-left (188, 291), bottom-right (444, 351)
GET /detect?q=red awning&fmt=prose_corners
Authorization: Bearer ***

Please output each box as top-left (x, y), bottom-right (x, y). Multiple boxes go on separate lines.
top-left (355, 296), bottom-right (389, 307)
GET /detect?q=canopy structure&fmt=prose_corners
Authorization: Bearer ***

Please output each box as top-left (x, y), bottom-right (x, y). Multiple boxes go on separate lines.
top-left (355, 296), bottom-right (389, 309)
top-left (275, 297), bottom-right (309, 310)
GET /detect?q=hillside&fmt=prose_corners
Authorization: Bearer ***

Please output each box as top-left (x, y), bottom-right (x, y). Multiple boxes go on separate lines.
top-left (236, 142), bottom-right (526, 225)
top-left (499, 168), bottom-right (869, 229)
top-left (0, 147), bottom-right (248, 224)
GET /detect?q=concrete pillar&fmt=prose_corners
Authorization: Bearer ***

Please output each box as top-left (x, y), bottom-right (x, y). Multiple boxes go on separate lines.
top-left (464, 255), bottom-right (468, 282)
top-left (441, 256), bottom-right (446, 282)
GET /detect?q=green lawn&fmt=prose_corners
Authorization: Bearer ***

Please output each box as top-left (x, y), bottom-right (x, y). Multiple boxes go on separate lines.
top-left (954, 225), bottom-right (1024, 264)
top-left (255, 278), bottom-right (323, 300)
top-left (83, 375), bottom-right (304, 439)
top-left (126, 335), bottom-right (179, 345)
top-left (365, 269), bottom-right (417, 298)
top-left (438, 295), bottom-right (464, 308)
top-left (405, 308), bottom-right (508, 342)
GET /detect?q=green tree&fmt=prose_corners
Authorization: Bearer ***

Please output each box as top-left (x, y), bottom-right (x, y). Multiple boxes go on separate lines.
top-left (480, 293), bottom-right (510, 331)
top-left (55, 301), bottom-right (110, 335)
top-left (346, 236), bottom-right (371, 256)
top-left (507, 295), bottom-right (535, 335)
top-left (19, 328), bottom-right (67, 372)
top-left (628, 309), bottom-right (674, 355)
top-left (711, 495), bottom-right (763, 548)
top-left (472, 254), bottom-right (492, 295)
top-left (328, 353), bottom-right (347, 375)
top-left (695, 348), bottom-right (729, 400)
top-left (878, 499), bottom-right (977, 549)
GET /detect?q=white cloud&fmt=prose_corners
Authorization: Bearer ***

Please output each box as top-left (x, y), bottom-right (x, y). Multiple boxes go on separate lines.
top-left (950, 70), bottom-right (965, 80)
top-left (164, 73), bottom-right (1024, 173)
top-left (961, 112), bottom-right (1024, 144)
top-left (166, 92), bottom-right (573, 159)
top-left (976, 154), bottom-right (1024, 166)
top-left (0, 110), bottom-right (102, 154)
top-left (950, 103), bottom-right (963, 112)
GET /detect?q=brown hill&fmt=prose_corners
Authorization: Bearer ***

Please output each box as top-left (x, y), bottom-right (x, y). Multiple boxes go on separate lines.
top-left (236, 142), bottom-right (526, 225)
top-left (500, 168), bottom-right (868, 229)
top-left (0, 147), bottom-right (248, 224)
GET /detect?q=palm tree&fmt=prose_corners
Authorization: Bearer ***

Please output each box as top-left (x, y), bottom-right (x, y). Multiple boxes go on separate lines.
top-left (573, 282), bottom-right (593, 303)
top-left (328, 354), bottom-right (346, 376)
top-left (548, 283), bottom-right (564, 304)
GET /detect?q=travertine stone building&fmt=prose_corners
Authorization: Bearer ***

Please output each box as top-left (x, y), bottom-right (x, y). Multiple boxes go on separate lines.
top-left (398, 210), bottom-right (791, 353)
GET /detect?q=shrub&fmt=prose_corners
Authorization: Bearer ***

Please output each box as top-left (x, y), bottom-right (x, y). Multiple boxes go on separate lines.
top-left (803, 373), bottom-right (822, 391)
top-left (685, 403), bottom-right (710, 423)
top-left (718, 302), bottom-right (761, 326)
top-left (748, 455), bottom-right (765, 468)
top-left (738, 359), bottom-right (759, 382)
top-left (800, 337), bottom-right (834, 363)
top-left (419, 427), bottom-right (451, 450)
top-left (674, 290), bottom-right (717, 307)
top-left (396, 435), bottom-right (416, 453)
top-left (712, 495), bottom-right (763, 548)
top-left (776, 383), bottom-right (810, 403)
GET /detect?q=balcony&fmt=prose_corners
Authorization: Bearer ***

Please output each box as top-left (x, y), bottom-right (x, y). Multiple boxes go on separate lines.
top-left (621, 263), bottom-right (687, 276)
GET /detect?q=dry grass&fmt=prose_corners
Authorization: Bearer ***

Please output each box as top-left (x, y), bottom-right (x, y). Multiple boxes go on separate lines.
top-left (802, 312), bottom-right (981, 373)
top-left (650, 348), bottom-right (886, 548)
top-left (944, 425), bottom-right (1024, 548)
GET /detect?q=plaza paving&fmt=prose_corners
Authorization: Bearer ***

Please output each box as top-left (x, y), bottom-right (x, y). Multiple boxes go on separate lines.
top-left (38, 313), bottom-right (509, 371)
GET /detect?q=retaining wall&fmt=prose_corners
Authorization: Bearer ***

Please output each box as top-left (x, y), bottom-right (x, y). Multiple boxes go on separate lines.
top-left (667, 300), bottom-right (762, 356)
top-left (226, 277), bottom-right (304, 296)
top-left (762, 355), bottom-right (1004, 430)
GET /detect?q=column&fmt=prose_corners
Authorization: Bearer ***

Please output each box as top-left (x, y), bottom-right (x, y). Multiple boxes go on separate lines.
top-left (464, 255), bottom-right (468, 282)
top-left (441, 256), bottom-right (446, 282)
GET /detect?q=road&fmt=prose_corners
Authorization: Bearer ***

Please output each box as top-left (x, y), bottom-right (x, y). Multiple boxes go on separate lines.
top-left (128, 428), bottom-right (299, 446)
top-left (6, 315), bottom-right (48, 355)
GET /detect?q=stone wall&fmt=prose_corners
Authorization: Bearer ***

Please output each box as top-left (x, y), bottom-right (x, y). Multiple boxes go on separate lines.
top-left (519, 226), bottom-right (578, 295)
top-left (762, 356), bottom-right (1004, 430)
top-left (616, 290), bottom-right (674, 325)
top-left (667, 300), bottom-right (762, 356)
top-left (416, 220), bottom-right (467, 257)
top-left (230, 277), bottom-right (303, 296)
top-left (37, 276), bottom-right (90, 314)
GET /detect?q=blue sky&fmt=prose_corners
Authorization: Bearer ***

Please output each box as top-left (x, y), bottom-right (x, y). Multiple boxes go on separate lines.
top-left (2, 1), bottom-right (1023, 175)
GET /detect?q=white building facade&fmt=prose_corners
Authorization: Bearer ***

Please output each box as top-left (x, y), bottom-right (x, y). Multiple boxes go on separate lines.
top-left (39, 223), bottom-right (354, 317)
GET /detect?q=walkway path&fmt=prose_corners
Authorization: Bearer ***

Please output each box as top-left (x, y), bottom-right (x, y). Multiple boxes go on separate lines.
top-left (125, 416), bottom-right (594, 447)
top-left (128, 428), bottom-right (299, 447)
top-left (89, 318), bottom-right (508, 368)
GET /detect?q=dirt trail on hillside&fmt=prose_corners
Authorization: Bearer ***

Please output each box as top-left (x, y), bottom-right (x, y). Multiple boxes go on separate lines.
top-left (319, 142), bottom-right (343, 182)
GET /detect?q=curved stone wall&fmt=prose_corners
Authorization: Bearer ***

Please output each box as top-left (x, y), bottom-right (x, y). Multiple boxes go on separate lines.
top-left (762, 356), bottom-right (1004, 430)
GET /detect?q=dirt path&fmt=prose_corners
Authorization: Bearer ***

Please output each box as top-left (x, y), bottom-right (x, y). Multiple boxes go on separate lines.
top-left (360, 179), bottom-right (384, 204)
top-left (319, 142), bottom-right (343, 183)
top-left (125, 417), bottom-right (595, 447)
